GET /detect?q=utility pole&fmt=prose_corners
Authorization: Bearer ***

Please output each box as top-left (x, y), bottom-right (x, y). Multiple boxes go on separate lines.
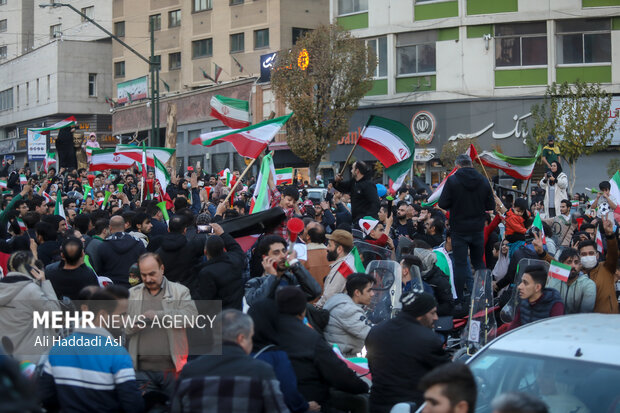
top-left (40, 2), bottom-right (160, 144)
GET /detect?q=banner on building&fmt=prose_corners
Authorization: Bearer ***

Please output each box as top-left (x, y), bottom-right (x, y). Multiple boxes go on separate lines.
top-left (117, 76), bottom-right (149, 104)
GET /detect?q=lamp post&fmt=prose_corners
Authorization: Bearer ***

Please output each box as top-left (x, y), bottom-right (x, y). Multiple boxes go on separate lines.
top-left (39, 2), bottom-right (160, 143)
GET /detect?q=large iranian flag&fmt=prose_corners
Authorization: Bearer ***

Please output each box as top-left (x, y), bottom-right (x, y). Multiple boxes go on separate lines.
top-left (470, 144), bottom-right (542, 180)
top-left (114, 145), bottom-right (176, 167)
top-left (210, 95), bottom-right (250, 129)
top-left (336, 247), bottom-right (365, 278)
top-left (250, 152), bottom-right (276, 214)
top-left (358, 116), bottom-right (415, 190)
top-left (29, 116), bottom-right (77, 133)
top-left (89, 149), bottom-right (135, 171)
top-left (191, 113), bottom-right (293, 159)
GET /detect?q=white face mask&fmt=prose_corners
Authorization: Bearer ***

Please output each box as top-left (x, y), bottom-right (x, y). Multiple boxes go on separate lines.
top-left (581, 255), bottom-right (598, 270)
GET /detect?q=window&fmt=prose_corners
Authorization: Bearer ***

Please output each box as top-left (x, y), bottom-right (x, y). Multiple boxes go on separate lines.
top-left (152, 55), bottom-right (161, 69)
top-left (254, 29), bottom-right (269, 49)
top-left (396, 31), bottom-right (437, 75)
top-left (0, 46), bottom-right (6, 60)
top-left (194, 0), bottom-right (212, 12)
top-left (212, 153), bottom-right (229, 172)
top-left (230, 0), bottom-right (244, 5)
top-left (192, 38), bottom-right (213, 58)
top-left (556, 19), bottom-right (611, 65)
top-left (50, 24), bottom-right (62, 39)
top-left (88, 73), bottom-right (97, 97)
top-left (367, 37), bottom-right (387, 78)
top-left (0, 19), bottom-right (6, 32)
top-left (169, 52), bottom-right (181, 70)
top-left (0, 88), bottom-right (13, 112)
top-left (114, 21), bottom-right (125, 37)
top-left (338, 0), bottom-right (368, 15)
top-left (149, 14), bottom-right (161, 31)
top-left (0, 0), bottom-right (6, 5)
top-left (188, 155), bottom-right (204, 170)
top-left (169, 10), bottom-right (181, 28)
top-left (230, 33), bottom-right (244, 53)
top-left (495, 22), bottom-right (547, 67)
top-left (81, 6), bottom-right (94, 22)
top-left (292, 28), bottom-right (310, 45)
top-left (114, 61), bottom-right (125, 77)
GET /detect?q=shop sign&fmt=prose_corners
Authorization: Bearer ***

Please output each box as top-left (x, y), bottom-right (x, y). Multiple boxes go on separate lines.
top-left (411, 110), bottom-right (436, 145)
top-left (414, 148), bottom-right (435, 162)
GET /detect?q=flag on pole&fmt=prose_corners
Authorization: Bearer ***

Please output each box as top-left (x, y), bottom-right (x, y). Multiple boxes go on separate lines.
top-left (154, 155), bottom-right (170, 195)
top-left (114, 145), bottom-right (175, 167)
top-left (16, 218), bottom-right (27, 232)
top-left (19, 174), bottom-right (27, 185)
top-left (161, 80), bottom-right (170, 92)
top-left (201, 68), bottom-right (216, 83)
top-left (548, 260), bottom-right (571, 283)
top-left (214, 63), bottom-right (223, 83)
top-left (29, 116), bottom-right (77, 133)
top-left (434, 247), bottom-right (458, 299)
top-left (43, 152), bottom-right (57, 173)
top-left (232, 55), bottom-right (244, 72)
top-left (250, 152), bottom-right (276, 214)
top-left (89, 149), bottom-right (136, 171)
top-left (218, 168), bottom-right (232, 187)
top-left (533, 211), bottom-right (546, 244)
top-left (209, 95), bottom-right (250, 129)
top-left (595, 225), bottom-right (605, 254)
top-left (0, 179), bottom-right (7, 189)
top-left (192, 113), bottom-right (293, 159)
top-left (469, 144), bottom-right (542, 180)
top-left (424, 146), bottom-right (476, 206)
top-left (609, 171), bottom-right (620, 222)
top-left (336, 247), bottom-right (365, 278)
top-left (275, 167), bottom-right (293, 185)
top-left (54, 191), bottom-right (66, 219)
top-left (42, 192), bottom-right (54, 204)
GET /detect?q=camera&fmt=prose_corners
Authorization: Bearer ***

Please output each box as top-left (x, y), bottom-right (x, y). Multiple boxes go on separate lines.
top-left (546, 171), bottom-right (552, 178)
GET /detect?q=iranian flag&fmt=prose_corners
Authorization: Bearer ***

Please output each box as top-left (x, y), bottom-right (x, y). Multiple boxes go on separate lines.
top-left (219, 168), bottom-right (232, 187)
top-left (358, 116), bottom-right (415, 191)
top-left (424, 146), bottom-right (476, 206)
top-left (192, 113), bottom-right (293, 159)
top-left (89, 149), bottom-right (135, 171)
top-left (19, 174), bottom-right (27, 185)
top-left (548, 260), bottom-right (571, 282)
top-left (16, 218), bottom-right (27, 232)
top-left (210, 95), bottom-right (250, 129)
top-left (250, 152), bottom-right (276, 214)
top-left (470, 144), bottom-right (542, 180)
top-left (43, 152), bottom-right (57, 173)
top-left (42, 192), bottom-right (54, 204)
top-left (336, 247), bottom-right (365, 278)
top-left (275, 167), bottom-right (293, 185)
top-left (0, 179), bottom-right (7, 189)
top-left (596, 225), bottom-right (605, 254)
top-left (54, 191), bottom-right (66, 219)
top-left (609, 171), bottom-right (620, 222)
top-left (114, 145), bottom-right (176, 167)
top-left (533, 211), bottom-right (546, 244)
top-left (434, 247), bottom-right (457, 299)
top-left (154, 155), bottom-right (170, 195)
top-left (29, 116), bottom-right (76, 133)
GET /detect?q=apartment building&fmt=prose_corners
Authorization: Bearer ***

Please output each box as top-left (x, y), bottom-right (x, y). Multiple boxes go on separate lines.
top-left (0, 0), bottom-right (34, 62)
top-left (112, 0), bottom-right (328, 172)
top-left (329, 0), bottom-right (620, 190)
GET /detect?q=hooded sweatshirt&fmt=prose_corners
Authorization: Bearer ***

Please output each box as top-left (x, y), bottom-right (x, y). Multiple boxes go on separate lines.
top-left (0, 271), bottom-right (60, 362)
top-left (438, 167), bottom-right (495, 233)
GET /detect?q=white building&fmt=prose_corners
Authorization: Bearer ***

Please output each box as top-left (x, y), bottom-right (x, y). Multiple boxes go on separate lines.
top-left (0, 0), bottom-right (35, 62)
top-left (329, 0), bottom-right (620, 191)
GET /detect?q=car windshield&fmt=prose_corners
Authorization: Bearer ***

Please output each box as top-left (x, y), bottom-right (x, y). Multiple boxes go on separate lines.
top-left (468, 349), bottom-right (620, 413)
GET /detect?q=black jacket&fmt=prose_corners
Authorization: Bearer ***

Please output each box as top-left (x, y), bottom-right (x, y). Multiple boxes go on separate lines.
top-left (422, 266), bottom-right (455, 317)
top-left (45, 261), bottom-right (99, 300)
top-left (196, 233), bottom-right (247, 310)
top-left (334, 175), bottom-right (380, 225)
top-left (38, 240), bottom-right (61, 267)
top-left (154, 232), bottom-right (204, 293)
top-left (55, 126), bottom-right (77, 170)
top-left (276, 314), bottom-right (369, 404)
top-left (365, 312), bottom-right (450, 412)
top-left (438, 167), bottom-right (494, 233)
top-left (98, 232), bottom-right (146, 287)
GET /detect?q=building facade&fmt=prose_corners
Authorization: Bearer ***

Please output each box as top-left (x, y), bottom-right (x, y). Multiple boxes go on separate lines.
top-left (0, 0), bottom-right (34, 62)
top-left (329, 0), bottom-right (620, 191)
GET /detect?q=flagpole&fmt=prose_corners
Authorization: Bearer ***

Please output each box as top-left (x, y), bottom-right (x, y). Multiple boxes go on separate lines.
top-left (340, 136), bottom-right (360, 175)
top-left (223, 156), bottom-right (259, 207)
top-left (475, 155), bottom-right (494, 191)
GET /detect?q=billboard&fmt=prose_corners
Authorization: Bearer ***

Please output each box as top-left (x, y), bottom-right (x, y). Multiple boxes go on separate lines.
top-left (117, 75), bottom-right (149, 104)
top-left (27, 130), bottom-right (47, 161)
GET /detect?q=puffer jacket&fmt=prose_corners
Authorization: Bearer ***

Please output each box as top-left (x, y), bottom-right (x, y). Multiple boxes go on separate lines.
top-left (323, 293), bottom-right (371, 357)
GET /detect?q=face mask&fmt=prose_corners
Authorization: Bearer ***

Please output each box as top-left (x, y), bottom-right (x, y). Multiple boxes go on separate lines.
top-left (581, 255), bottom-right (598, 270)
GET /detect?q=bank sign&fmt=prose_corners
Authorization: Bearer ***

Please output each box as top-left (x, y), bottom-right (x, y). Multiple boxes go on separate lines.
top-left (259, 52), bottom-right (277, 83)
top-left (27, 130), bottom-right (47, 161)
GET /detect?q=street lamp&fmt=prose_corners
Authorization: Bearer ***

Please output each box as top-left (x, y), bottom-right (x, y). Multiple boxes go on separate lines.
top-left (40, 2), bottom-right (160, 144)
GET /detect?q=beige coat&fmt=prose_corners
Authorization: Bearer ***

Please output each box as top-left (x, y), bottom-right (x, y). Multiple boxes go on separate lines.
top-left (540, 172), bottom-right (568, 217)
top-left (127, 277), bottom-right (198, 372)
top-left (315, 255), bottom-right (347, 309)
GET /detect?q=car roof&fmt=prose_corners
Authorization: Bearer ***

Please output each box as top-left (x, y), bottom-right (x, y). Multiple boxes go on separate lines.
top-left (482, 314), bottom-right (620, 366)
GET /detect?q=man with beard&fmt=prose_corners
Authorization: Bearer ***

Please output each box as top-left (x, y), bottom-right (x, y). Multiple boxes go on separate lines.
top-left (533, 235), bottom-right (596, 314)
top-left (392, 201), bottom-right (416, 248)
top-left (315, 230), bottom-right (355, 308)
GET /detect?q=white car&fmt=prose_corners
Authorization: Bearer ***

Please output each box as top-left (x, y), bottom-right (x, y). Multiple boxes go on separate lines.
top-left (465, 314), bottom-right (620, 413)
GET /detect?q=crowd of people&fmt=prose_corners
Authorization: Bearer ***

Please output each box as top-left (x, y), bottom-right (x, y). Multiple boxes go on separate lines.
top-left (0, 137), bottom-right (618, 413)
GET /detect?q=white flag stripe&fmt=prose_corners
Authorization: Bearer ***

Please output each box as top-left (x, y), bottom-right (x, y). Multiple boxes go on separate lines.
top-left (478, 151), bottom-right (536, 179)
top-left (361, 125), bottom-right (412, 160)
top-left (210, 97), bottom-right (250, 123)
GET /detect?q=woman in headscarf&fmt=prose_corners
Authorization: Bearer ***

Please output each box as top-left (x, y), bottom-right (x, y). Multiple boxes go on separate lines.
top-left (539, 161), bottom-right (568, 218)
top-left (247, 299), bottom-right (315, 413)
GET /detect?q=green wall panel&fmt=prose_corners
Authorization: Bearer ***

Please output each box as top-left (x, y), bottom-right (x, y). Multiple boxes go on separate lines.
top-left (337, 13), bottom-right (369, 30)
top-left (467, 24), bottom-right (493, 38)
top-left (495, 68), bottom-right (548, 87)
top-left (366, 79), bottom-right (388, 96)
top-left (583, 0), bottom-right (620, 7)
top-left (612, 17), bottom-right (620, 30)
top-left (438, 27), bottom-right (459, 41)
top-left (415, 1), bottom-right (458, 20)
top-left (467, 0), bottom-right (518, 15)
top-left (396, 75), bottom-right (436, 93)
top-left (556, 66), bottom-right (611, 83)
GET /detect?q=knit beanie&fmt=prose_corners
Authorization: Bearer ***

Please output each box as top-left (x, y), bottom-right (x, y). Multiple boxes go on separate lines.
top-left (401, 292), bottom-right (437, 317)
